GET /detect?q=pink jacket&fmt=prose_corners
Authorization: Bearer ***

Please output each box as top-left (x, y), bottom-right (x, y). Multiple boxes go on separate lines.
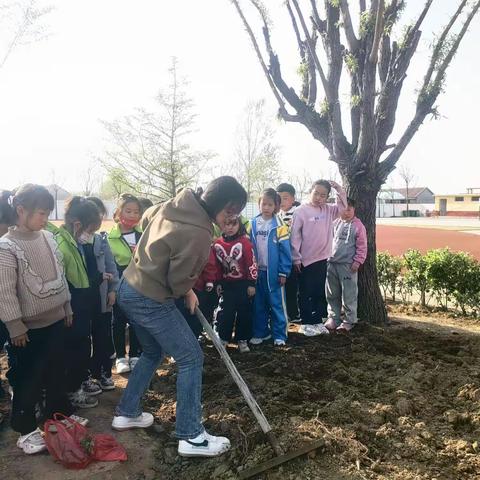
top-left (290, 191), bottom-right (347, 267)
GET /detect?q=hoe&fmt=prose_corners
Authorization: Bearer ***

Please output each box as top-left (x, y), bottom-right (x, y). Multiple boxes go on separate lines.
top-left (195, 307), bottom-right (325, 479)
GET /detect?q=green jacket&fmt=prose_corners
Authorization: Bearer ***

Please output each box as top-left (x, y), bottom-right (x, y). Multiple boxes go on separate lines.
top-left (213, 215), bottom-right (251, 239)
top-left (55, 226), bottom-right (89, 289)
top-left (107, 223), bottom-right (143, 268)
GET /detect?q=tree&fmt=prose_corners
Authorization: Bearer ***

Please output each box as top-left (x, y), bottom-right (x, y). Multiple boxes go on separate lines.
top-left (230, 99), bottom-right (281, 200)
top-left (99, 168), bottom-right (132, 199)
top-left (230, 0), bottom-right (480, 324)
top-left (0, 0), bottom-right (52, 70)
top-left (80, 161), bottom-right (99, 197)
top-left (100, 58), bottom-right (214, 201)
top-left (398, 164), bottom-right (416, 216)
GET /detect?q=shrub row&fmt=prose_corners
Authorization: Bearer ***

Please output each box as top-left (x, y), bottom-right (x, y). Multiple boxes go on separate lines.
top-left (377, 248), bottom-right (480, 317)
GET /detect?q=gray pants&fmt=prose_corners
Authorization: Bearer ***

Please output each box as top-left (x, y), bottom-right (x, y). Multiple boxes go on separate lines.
top-left (326, 262), bottom-right (358, 326)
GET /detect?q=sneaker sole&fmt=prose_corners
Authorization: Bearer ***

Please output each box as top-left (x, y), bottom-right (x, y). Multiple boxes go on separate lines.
top-left (178, 446), bottom-right (230, 457)
top-left (85, 389), bottom-right (103, 396)
top-left (112, 420), bottom-right (154, 431)
top-left (101, 385), bottom-right (116, 391)
top-left (73, 401), bottom-right (99, 409)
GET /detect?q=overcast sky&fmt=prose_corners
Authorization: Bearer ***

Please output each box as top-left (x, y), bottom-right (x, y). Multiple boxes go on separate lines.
top-left (0, 0), bottom-right (479, 195)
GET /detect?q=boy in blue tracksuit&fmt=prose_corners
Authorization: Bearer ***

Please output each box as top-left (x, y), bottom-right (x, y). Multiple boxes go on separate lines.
top-left (249, 189), bottom-right (292, 346)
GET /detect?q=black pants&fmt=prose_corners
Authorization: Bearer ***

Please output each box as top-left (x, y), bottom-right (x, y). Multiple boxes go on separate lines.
top-left (299, 259), bottom-right (328, 325)
top-left (6, 320), bottom-right (73, 434)
top-left (176, 289), bottom-right (218, 339)
top-left (285, 267), bottom-right (300, 320)
top-left (65, 286), bottom-right (99, 393)
top-left (0, 322), bottom-right (10, 398)
top-left (112, 303), bottom-right (142, 358)
top-left (91, 312), bottom-right (114, 379)
top-left (216, 282), bottom-right (253, 342)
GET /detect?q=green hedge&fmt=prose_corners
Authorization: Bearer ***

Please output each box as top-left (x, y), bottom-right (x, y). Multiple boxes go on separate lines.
top-left (377, 248), bottom-right (480, 317)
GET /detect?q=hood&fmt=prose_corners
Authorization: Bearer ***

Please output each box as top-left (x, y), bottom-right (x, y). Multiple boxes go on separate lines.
top-left (162, 189), bottom-right (212, 233)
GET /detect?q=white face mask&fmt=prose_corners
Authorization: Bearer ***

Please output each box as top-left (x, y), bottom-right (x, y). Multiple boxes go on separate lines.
top-left (78, 231), bottom-right (94, 245)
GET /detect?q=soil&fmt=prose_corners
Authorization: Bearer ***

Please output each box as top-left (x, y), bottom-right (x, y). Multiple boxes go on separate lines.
top-left (2, 311), bottom-right (480, 480)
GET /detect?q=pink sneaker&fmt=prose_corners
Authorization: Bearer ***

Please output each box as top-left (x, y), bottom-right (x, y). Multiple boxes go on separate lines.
top-left (324, 318), bottom-right (337, 331)
top-left (336, 322), bottom-right (354, 334)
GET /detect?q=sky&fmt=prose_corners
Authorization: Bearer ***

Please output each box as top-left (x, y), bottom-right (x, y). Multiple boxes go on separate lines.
top-left (0, 0), bottom-right (479, 196)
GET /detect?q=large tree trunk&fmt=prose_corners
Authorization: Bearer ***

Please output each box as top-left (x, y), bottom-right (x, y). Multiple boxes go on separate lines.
top-left (343, 176), bottom-right (388, 325)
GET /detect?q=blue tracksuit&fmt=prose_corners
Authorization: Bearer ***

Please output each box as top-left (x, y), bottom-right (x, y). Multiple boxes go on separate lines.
top-left (250, 215), bottom-right (292, 342)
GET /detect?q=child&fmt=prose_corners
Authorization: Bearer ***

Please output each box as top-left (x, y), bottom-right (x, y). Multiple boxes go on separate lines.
top-left (291, 180), bottom-right (347, 336)
top-left (0, 185), bottom-right (76, 454)
top-left (214, 217), bottom-right (257, 353)
top-left (176, 246), bottom-right (218, 339)
top-left (325, 198), bottom-right (367, 333)
top-left (250, 189), bottom-right (291, 346)
top-left (86, 197), bottom-right (119, 390)
top-left (55, 197), bottom-right (104, 408)
top-left (107, 194), bottom-right (143, 373)
top-left (0, 190), bottom-right (14, 403)
top-left (276, 183), bottom-right (301, 323)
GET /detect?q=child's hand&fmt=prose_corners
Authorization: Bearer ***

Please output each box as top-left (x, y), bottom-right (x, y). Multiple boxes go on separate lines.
top-left (103, 272), bottom-right (113, 281)
top-left (12, 332), bottom-right (29, 347)
top-left (294, 263), bottom-right (302, 274)
top-left (205, 282), bottom-right (214, 293)
top-left (329, 180), bottom-right (342, 190)
top-left (185, 289), bottom-right (199, 314)
top-left (247, 286), bottom-right (256, 297)
top-left (65, 314), bottom-right (73, 327)
top-left (107, 291), bottom-right (116, 307)
top-left (351, 262), bottom-right (360, 273)
top-left (216, 285), bottom-right (223, 296)
top-left (278, 276), bottom-right (287, 286)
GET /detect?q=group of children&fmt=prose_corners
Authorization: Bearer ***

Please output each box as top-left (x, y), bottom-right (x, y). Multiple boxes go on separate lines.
top-left (0, 177), bottom-right (367, 455)
top-left (188, 179), bottom-right (367, 352)
top-left (0, 186), bottom-right (152, 453)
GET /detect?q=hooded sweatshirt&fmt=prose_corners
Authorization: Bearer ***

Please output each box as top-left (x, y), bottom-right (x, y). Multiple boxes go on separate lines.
top-left (123, 189), bottom-right (213, 302)
top-left (329, 217), bottom-right (368, 267)
top-left (290, 190), bottom-right (347, 267)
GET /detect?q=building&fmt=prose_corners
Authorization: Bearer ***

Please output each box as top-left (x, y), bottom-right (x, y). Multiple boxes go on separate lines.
top-left (393, 187), bottom-right (435, 205)
top-left (434, 188), bottom-right (480, 217)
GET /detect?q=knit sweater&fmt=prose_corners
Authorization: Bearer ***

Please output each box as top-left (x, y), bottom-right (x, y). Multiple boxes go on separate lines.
top-left (0, 228), bottom-right (72, 338)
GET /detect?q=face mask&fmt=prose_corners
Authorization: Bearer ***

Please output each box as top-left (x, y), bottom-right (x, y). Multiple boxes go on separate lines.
top-left (120, 216), bottom-right (138, 230)
top-left (78, 231), bottom-right (94, 245)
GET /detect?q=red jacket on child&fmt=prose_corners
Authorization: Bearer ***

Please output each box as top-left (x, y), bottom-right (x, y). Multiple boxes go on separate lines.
top-left (194, 247), bottom-right (217, 291)
top-left (213, 234), bottom-right (257, 286)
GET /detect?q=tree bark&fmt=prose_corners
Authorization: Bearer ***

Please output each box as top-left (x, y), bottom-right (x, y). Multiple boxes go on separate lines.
top-left (343, 175), bottom-right (388, 325)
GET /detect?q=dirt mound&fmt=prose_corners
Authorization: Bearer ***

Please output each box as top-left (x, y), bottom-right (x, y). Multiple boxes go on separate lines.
top-left (2, 316), bottom-right (480, 479)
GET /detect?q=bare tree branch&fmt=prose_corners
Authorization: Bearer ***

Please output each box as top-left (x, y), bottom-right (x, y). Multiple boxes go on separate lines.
top-left (339, 0), bottom-right (359, 52)
top-left (369, 0), bottom-right (385, 63)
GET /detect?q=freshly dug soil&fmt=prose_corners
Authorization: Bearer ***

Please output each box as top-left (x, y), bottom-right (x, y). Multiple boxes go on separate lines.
top-left (2, 313), bottom-right (480, 480)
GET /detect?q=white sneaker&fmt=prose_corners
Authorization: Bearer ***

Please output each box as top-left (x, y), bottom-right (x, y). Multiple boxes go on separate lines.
top-left (129, 357), bottom-right (140, 370)
top-left (274, 339), bottom-right (286, 346)
top-left (112, 412), bottom-right (154, 431)
top-left (116, 357), bottom-right (131, 374)
top-left (178, 431), bottom-right (231, 457)
top-left (249, 335), bottom-right (271, 345)
top-left (17, 428), bottom-right (47, 454)
top-left (69, 388), bottom-right (99, 409)
top-left (238, 340), bottom-right (250, 353)
top-left (299, 324), bottom-right (330, 337)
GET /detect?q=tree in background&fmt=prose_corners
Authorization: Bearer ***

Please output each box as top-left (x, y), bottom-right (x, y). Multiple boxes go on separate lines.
top-left (100, 58), bottom-right (214, 201)
top-left (99, 168), bottom-right (133, 199)
top-left (0, 0), bottom-right (52, 70)
top-left (230, 99), bottom-right (281, 200)
top-left (398, 164), bottom-right (416, 216)
top-left (230, 0), bottom-right (480, 324)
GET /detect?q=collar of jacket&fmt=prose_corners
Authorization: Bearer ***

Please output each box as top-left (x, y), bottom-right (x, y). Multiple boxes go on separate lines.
top-left (108, 223), bottom-right (142, 239)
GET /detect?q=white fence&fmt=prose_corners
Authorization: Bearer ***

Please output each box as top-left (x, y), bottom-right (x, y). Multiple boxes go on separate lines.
top-left (376, 202), bottom-right (435, 218)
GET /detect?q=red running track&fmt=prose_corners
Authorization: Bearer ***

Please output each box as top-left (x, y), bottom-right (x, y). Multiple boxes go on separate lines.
top-left (376, 226), bottom-right (480, 260)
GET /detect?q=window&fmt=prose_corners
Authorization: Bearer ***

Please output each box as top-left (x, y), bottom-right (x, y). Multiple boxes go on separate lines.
top-left (472, 196), bottom-right (480, 202)
top-left (455, 197), bottom-right (464, 202)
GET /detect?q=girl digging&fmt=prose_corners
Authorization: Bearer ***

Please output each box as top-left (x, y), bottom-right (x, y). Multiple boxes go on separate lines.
top-left (55, 197), bottom-right (104, 408)
top-left (214, 217), bottom-right (257, 353)
top-left (0, 185), bottom-right (82, 454)
top-left (86, 197), bottom-right (119, 390)
top-left (290, 180), bottom-right (347, 336)
top-left (250, 189), bottom-right (291, 347)
top-left (108, 194), bottom-right (143, 374)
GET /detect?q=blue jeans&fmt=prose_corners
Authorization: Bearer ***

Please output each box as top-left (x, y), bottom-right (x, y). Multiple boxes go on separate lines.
top-left (115, 279), bottom-right (205, 439)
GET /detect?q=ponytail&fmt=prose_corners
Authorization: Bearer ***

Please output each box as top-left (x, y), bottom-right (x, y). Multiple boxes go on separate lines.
top-left (0, 190), bottom-right (15, 226)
